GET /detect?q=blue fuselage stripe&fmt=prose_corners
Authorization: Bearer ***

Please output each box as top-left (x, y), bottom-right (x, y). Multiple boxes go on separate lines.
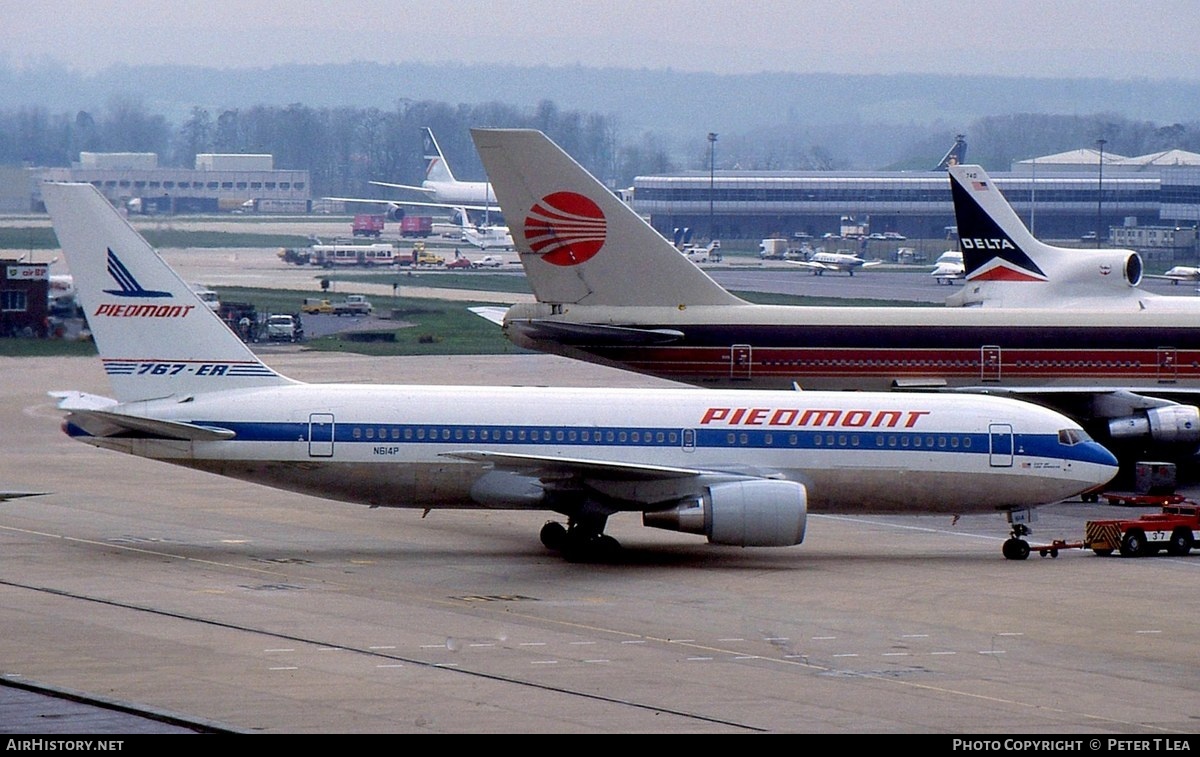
top-left (165, 420), bottom-right (1108, 465)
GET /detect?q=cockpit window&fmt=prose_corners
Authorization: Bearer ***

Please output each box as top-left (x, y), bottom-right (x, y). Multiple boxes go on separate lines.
top-left (1058, 428), bottom-right (1090, 445)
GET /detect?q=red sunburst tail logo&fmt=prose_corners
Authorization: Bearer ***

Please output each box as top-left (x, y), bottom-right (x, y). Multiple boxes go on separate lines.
top-left (524, 191), bottom-right (606, 266)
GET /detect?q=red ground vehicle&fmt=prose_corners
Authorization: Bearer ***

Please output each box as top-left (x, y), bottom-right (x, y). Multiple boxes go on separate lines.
top-left (400, 216), bottom-right (433, 237)
top-left (1085, 502), bottom-right (1200, 557)
top-left (445, 257), bottom-right (474, 269)
top-left (352, 214), bottom-right (385, 238)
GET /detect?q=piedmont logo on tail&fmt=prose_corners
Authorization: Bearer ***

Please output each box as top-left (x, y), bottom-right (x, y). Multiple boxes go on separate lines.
top-left (42, 180), bottom-right (1116, 561)
top-left (471, 129), bottom-right (1200, 469)
top-left (103, 248), bottom-right (173, 297)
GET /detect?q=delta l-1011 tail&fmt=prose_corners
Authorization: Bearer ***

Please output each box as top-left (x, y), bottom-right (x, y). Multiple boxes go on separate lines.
top-left (42, 181), bottom-right (1116, 561)
top-left (945, 163), bottom-right (1198, 310)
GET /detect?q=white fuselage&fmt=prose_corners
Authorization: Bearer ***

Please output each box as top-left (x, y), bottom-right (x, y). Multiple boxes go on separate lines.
top-left (67, 383), bottom-right (1116, 515)
top-left (426, 179), bottom-right (495, 207)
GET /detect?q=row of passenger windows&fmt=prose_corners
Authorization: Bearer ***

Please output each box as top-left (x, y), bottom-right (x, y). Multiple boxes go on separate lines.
top-left (345, 425), bottom-right (974, 450)
top-left (638, 187), bottom-right (1160, 204)
top-left (92, 180), bottom-right (300, 190)
top-left (350, 426), bottom-right (683, 445)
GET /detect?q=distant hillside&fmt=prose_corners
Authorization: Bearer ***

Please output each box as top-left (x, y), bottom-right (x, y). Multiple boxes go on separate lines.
top-left (2, 61), bottom-right (1199, 169)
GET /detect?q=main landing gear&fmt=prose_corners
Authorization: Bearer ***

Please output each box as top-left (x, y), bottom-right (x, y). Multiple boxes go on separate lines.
top-left (1002, 523), bottom-right (1032, 561)
top-left (539, 518), bottom-right (621, 563)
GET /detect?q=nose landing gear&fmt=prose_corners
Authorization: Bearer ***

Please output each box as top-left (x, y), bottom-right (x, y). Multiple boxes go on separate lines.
top-left (1002, 523), bottom-right (1032, 561)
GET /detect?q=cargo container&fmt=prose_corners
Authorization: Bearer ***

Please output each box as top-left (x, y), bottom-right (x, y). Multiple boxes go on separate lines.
top-left (352, 214), bottom-right (386, 237)
top-left (400, 216), bottom-right (433, 237)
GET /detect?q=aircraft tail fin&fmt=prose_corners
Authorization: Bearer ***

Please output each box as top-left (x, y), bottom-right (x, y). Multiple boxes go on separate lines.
top-left (947, 164), bottom-right (1049, 282)
top-left (935, 134), bottom-right (968, 170)
top-left (422, 127), bottom-right (456, 184)
top-left (471, 128), bottom-right (742, 307)
top-left (42, 182), bottom-right (295, 403)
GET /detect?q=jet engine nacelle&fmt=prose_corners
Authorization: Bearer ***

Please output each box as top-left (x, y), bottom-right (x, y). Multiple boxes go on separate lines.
top-left (642, 479), bottom-right (807, 547)
top-left (1049, 248), bottom-right (1143, 290)
top-left (1122, 251), bottom-right (1144, 287)
top-left (387, 206), bottom-right (406, 221)
top-left (1108, 404), bottom-right (1200, 445)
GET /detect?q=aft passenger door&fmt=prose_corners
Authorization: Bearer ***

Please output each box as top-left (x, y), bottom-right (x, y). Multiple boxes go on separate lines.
top-left (308, 413), bottom-right (335, 457)
top-left (988, 423), bottom-right (1013, 467)
top-left (730, 344), bottom-right (752, 381)
top-left (981, 345), bottom-right (1001, 382)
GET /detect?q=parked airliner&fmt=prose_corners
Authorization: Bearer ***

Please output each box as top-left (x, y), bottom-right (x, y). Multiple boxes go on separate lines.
top-left (42, 181), bottom-right (1115, 561)
top-left (326, 127), bottom-right (502, 221)
top-left (471, 128), bottom-right (1200, 466)
top-left (931, 250), bottom-right (965, 285)
top-left (945, 163), bottom-right (1200, 310)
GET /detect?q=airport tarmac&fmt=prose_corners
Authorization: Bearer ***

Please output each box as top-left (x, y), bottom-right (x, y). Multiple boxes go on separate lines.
top-left (2, 351), bottom-right (1200, 734)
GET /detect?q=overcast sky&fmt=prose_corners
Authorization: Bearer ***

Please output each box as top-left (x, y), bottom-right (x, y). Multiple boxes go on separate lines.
top-left (3, 0), bottom-right (1199, 80)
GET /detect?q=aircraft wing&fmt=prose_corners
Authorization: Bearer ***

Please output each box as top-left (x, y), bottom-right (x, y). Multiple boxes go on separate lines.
top-left (324, 196), bottom-right (500, 213)
top-left (442, 449), bottom-right (704, 480)
top-left (787, 260), bottom-right (833, 271)
top-left (862, 260), bottom-right (884, 268)
top-left (442, 449), bottom-right (767, 507)
top-left (369, 180), bottom-right (434, 195)
top-left (1148, 273), bottom-right (1199, 282)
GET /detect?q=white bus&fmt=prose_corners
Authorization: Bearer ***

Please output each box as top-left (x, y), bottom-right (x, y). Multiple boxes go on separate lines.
top-left (310, 243), bottom-right (396, 267)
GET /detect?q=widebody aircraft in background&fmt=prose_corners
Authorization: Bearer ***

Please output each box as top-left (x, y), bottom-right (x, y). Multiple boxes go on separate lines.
top-left (326, 127), bottom-right (502, 222)
top-left (470, 128), bottom-right (1200, 468)
top-left (945, 163), bottom-right (1200, 310)
top-left (42, 181), bottom-right (1115, 561)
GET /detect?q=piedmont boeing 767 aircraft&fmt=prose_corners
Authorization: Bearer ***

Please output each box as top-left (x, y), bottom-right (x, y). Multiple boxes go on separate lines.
top-left (471, 128), bottom-right (1200, 467)
top-left (43, 182), bottom-right (1115, 561)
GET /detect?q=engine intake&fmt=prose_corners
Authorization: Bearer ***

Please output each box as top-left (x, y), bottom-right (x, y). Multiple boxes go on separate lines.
top-left (1108, 405), bottom-right (1200, 445)
top-left (642, 479), bottom-right (807, 547)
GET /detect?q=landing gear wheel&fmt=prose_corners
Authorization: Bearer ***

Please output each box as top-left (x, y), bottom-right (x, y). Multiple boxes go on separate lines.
top-left (562, 532), bottom-right (622, 563)
top-left (1167, 528), bottom-right (1193, 557)
top-left (539, 521), bottom-right (567, 550)
top-left (1002, 538), bottom-right (1030, 560)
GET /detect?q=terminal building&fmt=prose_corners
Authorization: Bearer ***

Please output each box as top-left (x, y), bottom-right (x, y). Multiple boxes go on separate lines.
top-left (630, 147), bottom-right (1200, 260)
top-left (34, 152), bottom-right (311, 214)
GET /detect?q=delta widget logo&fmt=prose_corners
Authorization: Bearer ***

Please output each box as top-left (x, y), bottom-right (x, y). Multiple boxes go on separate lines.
top-left (524, 192), bottom-right (606, 266)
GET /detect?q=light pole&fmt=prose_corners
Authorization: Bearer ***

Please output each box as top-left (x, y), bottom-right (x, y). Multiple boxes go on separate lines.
top-left (1096, 138), bottom-right (1107, 248)
top-left (1030, 156), bottom-right (1037, 235)
top-left (708, 132), bottom-right (718, 241)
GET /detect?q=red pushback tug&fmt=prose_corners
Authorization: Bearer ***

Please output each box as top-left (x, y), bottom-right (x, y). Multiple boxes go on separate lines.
top-left (1027, 501), bottom-right (1200, 558)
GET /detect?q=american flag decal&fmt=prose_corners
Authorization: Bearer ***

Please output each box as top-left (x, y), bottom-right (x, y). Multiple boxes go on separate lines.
top-left (972, 180), bottom-right (989, 191)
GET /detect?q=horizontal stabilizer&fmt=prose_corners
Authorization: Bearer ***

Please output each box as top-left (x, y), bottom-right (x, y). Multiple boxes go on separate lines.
top-left (64, 407), bottom-right (236, 441)
top-left (521, 319), bottom-right (685, 345)
top-left (0, 491), bottom-right (48, 502)
top-left (468, 306), bottom-right (508, 326)
top-left (49, 390), bottom-right (119, 411)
